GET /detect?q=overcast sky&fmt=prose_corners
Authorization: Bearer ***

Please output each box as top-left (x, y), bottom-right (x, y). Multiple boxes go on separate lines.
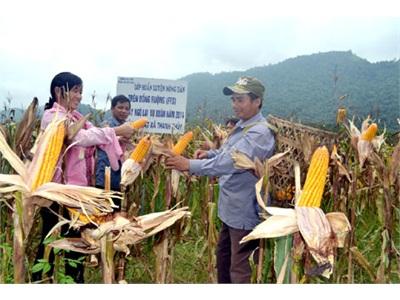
top-left (0, 0), bottom-right (399, 109)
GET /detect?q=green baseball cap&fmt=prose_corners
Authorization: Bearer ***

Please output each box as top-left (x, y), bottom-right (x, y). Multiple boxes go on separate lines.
top-left (223, 76), bottom-right (265, 99)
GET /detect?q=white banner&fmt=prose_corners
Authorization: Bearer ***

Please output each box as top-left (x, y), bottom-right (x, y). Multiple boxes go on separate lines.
top-left (117, 77), bottom-right (188, 134)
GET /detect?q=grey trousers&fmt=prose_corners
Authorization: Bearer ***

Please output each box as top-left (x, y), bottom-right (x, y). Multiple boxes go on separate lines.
top-left (216, 222), bottom-right (259, 283)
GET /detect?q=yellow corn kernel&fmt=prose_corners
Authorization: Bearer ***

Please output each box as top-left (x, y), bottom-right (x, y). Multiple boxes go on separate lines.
top-left (67, 207), bottom-right (107, 225)
top-left (31, 122), bottom-right (65, 191)
top-left (172, 131), bottom-right (193, 155)
top-left (297, 146), bottom-right (329, 207)
top-left (130, 135), bottom-right (151, 163)
top-left (360, 123), bottom-right (378, 141)
top-left (131, 117), bottom-right (148, 129)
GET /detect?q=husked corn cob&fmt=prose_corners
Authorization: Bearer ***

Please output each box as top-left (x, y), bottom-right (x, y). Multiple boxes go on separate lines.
top-left (360, 123), bottom-right (378, 141)
top-left (131, 117), bottom-right (148, 129)
top-left (172, 131), bottom-right (193, 155)
top-left (67, 207), bottom-right (107, 225)
top-left (31, 122), bottom-right (65, 191)
top-left (131, 135), bottom-right (151, 163)
top-left (104, 166), bottom-right (111, 191)
top-left (297, 146), bottom-right (329, 207)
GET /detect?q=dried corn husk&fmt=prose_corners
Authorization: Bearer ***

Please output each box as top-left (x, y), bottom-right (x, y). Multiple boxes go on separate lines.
top-left (120, 159), bottom-right (142, 187)
top-left (232, 149), bottom-right (290, 178)
top-left (240, 214), bottom-right (298, 242)
top-left (0, 130), bottom-right (27, 179)
top-left (67, 113), bottom-right (91, 141)
top-left (295, 206), bottom-right (334, 278)
top-left (171, 169), bottom-right (181, 198)
top-left (232, 150), bottom-right (256, 171)
top-left (346, 117), bottom-right (385, 168)
top-left (49, 207), bottom-right (191, 256)
top-left (14, 97), bottom-right (38, 158)
top-left (240, 146), bottom-right (352, 279)
top-left (325, 212), bottom-right (351, 247)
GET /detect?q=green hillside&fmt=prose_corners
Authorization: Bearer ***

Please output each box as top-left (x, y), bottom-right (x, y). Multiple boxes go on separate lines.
top-left (182, 51), bottom-right (399, 131)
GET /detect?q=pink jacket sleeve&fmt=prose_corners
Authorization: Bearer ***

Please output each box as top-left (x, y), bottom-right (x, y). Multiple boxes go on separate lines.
top-left (41, 108), bottom-right (123, 171)
top-left (74, 127), bottom-right (123, 171)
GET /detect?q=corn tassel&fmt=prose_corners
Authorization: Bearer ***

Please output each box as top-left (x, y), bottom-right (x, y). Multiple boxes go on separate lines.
top-left (131, 117), bottom-right (148, 129)
top-left (30, 121), bottom-right (65, 191)
top-left (131, 135), bottom-right (151, 163)
top-left (172, 131), bottom-right (193, 155)
top-left (297, 146), bottom-right (329, 207)
top-left (360, 123), bottom-right (378, 141)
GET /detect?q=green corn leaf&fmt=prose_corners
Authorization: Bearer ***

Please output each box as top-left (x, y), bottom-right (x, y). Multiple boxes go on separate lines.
top-left (274, 234), bottom-right (293, 283)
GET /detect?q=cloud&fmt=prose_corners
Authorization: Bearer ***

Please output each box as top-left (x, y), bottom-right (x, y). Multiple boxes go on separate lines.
top-left (0, 1), bottom-right (399, 109)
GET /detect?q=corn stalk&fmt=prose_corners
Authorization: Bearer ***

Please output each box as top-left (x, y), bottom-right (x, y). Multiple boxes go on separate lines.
top-left (1, 113), bottom-right (121, 283)
top-left (154, 169), bottom-right (173, 283)
top-left (347, 162), bottom-right (357, 283)
top-left (101, 167), bottom-right (115, 283)
top-left (206, 194), bottom-right (218, 283)
top-left (370, 150), bottom-right (397, 282)
top-left (153, 229), bottom-right (171, 283)
top-left (12, 191), bottom-right (24, 283)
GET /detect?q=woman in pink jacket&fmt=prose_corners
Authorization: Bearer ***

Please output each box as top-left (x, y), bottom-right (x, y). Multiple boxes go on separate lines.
top-left (32, 72), bottom-right (134, 283)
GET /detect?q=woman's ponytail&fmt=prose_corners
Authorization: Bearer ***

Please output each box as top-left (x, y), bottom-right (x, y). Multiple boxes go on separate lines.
top-left (44, 97), bottom-right (56, 110)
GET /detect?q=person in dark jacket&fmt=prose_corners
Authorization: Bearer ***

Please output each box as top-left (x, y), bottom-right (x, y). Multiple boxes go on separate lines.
top-left (95, 94), bottom-right (131, 207)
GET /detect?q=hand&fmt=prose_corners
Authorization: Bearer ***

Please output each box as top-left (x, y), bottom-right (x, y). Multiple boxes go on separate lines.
top-left (114, 123), bottom-right (134, 139)
top-left (118, 136), bottom-right (131, 144)
top-left (165, 156), bottom-right (190, 172)
top-left (114, 211), bottom-right (128, 219)
top-left (194, 149), bottom-right (208, 159)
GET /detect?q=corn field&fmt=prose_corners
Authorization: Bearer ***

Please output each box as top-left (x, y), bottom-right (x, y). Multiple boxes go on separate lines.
top-left (0, 99), bottom-right (399, 284)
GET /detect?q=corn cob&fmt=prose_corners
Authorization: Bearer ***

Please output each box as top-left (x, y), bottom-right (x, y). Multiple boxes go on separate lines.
top-left (172, 131), bottom-right (193, 155)
top-left (67, 167), bottom-right (112, 225)
top-left (30, 121), bottom-right (65, 191)
top-left (67, 207), bottom-right (107, 225)
top-left (131, 135), bottom-right (151, 163)
top-left (104, 166), bottom-right (111, 191)
top-left (297, 146), bottom-right (329, 207)
top-left (131, 117), bottom-right (148, 129)
top-left (360, 123), bottom-right (378, 141)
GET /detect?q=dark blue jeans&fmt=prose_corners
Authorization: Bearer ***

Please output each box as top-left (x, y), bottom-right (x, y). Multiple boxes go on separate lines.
top-left (216, 222), bottom-right (259, 283)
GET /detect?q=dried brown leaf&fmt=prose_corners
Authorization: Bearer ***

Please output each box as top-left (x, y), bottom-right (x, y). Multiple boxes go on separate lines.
top-left (15, 97), bottom-right (38, 158)
top-left (390, 141), bottom-right (400, 184)
top-left (0, 130), bottom-right (27, 178)
top-left (325, 212), bottom-right (351, 247)
top-left (350, 246), bottom-right (376, 281)
top-left (50, 238), bottom-right (100, 254)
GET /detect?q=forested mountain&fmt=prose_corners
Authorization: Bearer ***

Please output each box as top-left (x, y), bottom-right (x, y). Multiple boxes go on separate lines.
top-left (182, 51), bottom-right (399, 131)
